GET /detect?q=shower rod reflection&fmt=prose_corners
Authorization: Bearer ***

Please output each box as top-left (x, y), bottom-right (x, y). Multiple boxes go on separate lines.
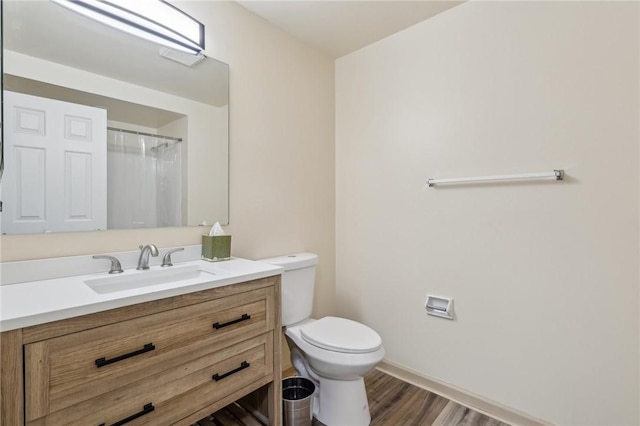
top-left (150, 142), bottom-right (170, 153)
top-left (107, 127), bottom-right (183, 142)
top-left (427, 170), bottom-right (564, 187)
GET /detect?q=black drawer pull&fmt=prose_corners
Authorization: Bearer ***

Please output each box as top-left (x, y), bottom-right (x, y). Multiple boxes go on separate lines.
top-left (95, 343), bottom-right (155, 368)
top-left (212, 361), bottom-right (250, 381)
top-left (98, 403), bottom-right (154, 426)
top-left (213, 313), bottom-right (251, 329)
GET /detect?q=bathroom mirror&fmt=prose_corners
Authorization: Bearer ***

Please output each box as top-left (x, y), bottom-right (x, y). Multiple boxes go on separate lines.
top-left (1, 0), bottom-right (229, 234)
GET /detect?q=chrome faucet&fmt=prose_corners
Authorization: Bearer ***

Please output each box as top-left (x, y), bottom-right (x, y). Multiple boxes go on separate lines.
top-left (161, 247), bottom-right (184, 267)
top-left (92, 255), bottom-right (124, 274)
top-left (136, 244), bottom-right (159, 270)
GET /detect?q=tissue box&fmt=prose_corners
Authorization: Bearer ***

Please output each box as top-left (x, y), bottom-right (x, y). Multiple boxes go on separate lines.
top-left (201, 235), bottom-right (231, 262)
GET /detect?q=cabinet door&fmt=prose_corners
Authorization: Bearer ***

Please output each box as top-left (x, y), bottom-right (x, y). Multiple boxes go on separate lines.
top-left (2, 90), bottom-right (107, 233)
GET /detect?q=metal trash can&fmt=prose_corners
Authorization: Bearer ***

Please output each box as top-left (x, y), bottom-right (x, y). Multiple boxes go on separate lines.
top-left (282, 376), bottom-right (315, 426)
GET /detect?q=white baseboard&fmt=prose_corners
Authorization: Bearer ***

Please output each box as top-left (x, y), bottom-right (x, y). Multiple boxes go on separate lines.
top-left (376, 360), bottom-right (554, 426)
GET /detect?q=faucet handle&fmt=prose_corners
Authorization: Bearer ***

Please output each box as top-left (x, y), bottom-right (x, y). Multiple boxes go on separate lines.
top-left (93, 255), bottom-right (124, 274)
top-left (161, 248), bottom-right (185, 267)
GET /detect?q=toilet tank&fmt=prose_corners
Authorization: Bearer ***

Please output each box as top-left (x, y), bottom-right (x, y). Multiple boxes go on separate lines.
top-left (258, 253), bottom-right (318, 326)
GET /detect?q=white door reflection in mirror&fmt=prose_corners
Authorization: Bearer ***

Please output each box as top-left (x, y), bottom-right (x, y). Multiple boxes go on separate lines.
top-left (2, 91), bottom-right (107, 233)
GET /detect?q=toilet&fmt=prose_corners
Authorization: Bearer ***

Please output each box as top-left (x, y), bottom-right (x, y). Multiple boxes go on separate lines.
top-left (259, 253), bottom-right (385, 426)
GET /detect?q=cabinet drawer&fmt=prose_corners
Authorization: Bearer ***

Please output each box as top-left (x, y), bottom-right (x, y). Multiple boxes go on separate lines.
top-left (25, 287), bottom-right (275, 421)
top-left (27, 333), bottom-right (273, 426)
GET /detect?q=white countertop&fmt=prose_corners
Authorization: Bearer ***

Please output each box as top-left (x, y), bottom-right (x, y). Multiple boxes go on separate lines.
top-left (0, 257), bottom-right (283, 332)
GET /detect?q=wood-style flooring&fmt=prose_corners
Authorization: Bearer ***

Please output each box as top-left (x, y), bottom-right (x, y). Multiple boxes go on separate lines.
top-left (194, 369), bottom-right (510, 426)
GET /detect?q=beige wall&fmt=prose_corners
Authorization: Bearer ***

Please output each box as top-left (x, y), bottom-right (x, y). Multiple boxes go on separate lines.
top-left (336, 1), bottom-right (638, 425)
top-left (0, 1), bottom-right (336, 320)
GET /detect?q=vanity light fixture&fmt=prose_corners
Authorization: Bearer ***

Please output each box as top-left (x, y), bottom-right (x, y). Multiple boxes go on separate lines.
top-left (50, 0), bottom-right (205, 54)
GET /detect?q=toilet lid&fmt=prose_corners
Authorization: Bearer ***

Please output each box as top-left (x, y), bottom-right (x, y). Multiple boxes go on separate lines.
top-left (300, 317), bottom-right (382, 354)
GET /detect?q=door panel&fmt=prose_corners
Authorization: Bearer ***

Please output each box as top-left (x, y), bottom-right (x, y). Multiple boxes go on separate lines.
top-left (2, 91), bottom-right (107, 233)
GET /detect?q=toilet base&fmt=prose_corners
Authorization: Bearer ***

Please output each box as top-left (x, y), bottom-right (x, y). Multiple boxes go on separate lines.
top-left (314, 376), bottom-right (371, 426)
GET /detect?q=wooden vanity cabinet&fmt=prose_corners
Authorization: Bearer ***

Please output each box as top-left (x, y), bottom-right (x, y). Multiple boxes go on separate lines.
top-left (0, 276), bottom-right (282, 426)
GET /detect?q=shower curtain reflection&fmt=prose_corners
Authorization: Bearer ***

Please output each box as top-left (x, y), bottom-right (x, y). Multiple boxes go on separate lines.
top-left (107, 129), bottom-right (183, 229)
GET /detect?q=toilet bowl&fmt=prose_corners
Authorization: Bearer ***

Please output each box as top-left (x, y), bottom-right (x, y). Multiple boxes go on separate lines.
top-left (286, 317), bottom-right (384, 380)
top-left (259, 253), bottom-right (385, 426)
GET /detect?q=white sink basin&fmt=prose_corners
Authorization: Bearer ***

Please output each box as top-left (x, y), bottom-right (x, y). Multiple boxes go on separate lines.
top-left (84, 265), bottom-right (215, 294)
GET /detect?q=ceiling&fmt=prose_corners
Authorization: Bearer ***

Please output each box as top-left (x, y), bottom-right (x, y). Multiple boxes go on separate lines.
top-left (237, 1), bottom-right (464, 58)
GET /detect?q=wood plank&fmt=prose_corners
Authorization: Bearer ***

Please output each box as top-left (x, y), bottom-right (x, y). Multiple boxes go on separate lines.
top-left (373, 384), bottom-right (426, 424)
top-left (236, 277), bottom-right (282, 426)
top-left (433, 400), bottom-right (508, 426)
top-left (197, 416), bottom-right (216, 426)
top-left (24, 341), bottom-right (50, 421)
top-left (269, 277), bottom-right (282, 426)
top-left (367, 375), bottom-right (419, 424)
top-left (226, 403), bottom-right (263, 426)
top-left (408, 391), bottom-right (451, 425)
top-left (212, 409), bottom-right (243, 426)
top-left (0, 329), bottom-right (24, 426)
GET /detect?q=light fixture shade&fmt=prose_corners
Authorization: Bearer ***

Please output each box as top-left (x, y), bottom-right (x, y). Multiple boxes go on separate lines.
top-left (51, 0), bottom-right (205, 54)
